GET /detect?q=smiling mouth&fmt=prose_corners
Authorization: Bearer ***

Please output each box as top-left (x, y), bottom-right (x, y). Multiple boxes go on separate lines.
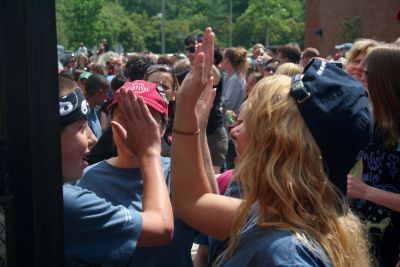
top-left (82, 153), bottom-right (90, 162)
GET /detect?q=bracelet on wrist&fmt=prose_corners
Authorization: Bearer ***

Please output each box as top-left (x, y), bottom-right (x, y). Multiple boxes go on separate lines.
top-left (172, 128), bottom-right (200, 135)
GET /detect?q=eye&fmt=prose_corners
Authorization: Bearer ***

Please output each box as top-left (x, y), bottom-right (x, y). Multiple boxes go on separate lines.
top-left (236, 120), bottom-right (244, 126)
top-left (81, 122), bottom-right (88, 133)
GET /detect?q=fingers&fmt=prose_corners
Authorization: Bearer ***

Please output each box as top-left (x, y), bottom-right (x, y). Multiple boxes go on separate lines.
top-left (202, 28), bottom-right (214, 80)
top-left (110, 121), bottom-right (128, 145)
top-left (118, 89), bottom-right (134, 122)
top-left (137, 96), bottom-right (158, 127)
top-left (193, 52), bottom-right (205, 83)
top-left (202, 77), bottom-right (215, 105)
top-left (118, 89), bottom-right (157, 128)
top-left (128, 90), bottom-right (141, 121)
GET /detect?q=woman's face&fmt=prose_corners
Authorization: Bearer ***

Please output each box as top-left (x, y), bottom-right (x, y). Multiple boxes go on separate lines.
top-left (61, 119), bottom-right (97, 182)
top-left (245, 74), bottom-right (257, 96)
top-left (146, 71), bottom-right (176, 101)
top-left (230, 110), bottom-right (249, 161)
top-left (346, 52), bottom-right (367, 87)
top-left (221, 55), bottom-right (230, 70)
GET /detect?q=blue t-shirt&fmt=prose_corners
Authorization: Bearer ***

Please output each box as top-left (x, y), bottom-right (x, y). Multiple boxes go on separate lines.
top-left (64, 183), bottom-right (142, 266)
top-left (219, 228), bottom-right (331, 267)
top-left (208, 179), bottom-right (242, 263)
top-left (88, 107), bottom-right (102, 139)
top-left (78, 157), bottom-right (197, 267)
top-left (217, 205), bottom-right (331, 267)
top-left (221, 72), bottom-right (246, 115)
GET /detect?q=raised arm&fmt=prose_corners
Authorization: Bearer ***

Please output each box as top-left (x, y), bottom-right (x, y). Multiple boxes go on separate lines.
top-left (196, 78), bottom-right (219, 194)
top-left (112, 89), bottom-right (173, 246)
top-left (171, 27), bottom-right (241, 241)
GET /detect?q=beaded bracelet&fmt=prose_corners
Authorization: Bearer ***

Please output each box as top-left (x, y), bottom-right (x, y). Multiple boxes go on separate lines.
top-left (172, 128), bottom-right (201, 135)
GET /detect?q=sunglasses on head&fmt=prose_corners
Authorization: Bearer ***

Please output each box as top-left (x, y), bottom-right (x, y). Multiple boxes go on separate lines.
top-left (146, 64), bottom-right (174, 74)
top-left (185, 46), bottom-right (196, 53)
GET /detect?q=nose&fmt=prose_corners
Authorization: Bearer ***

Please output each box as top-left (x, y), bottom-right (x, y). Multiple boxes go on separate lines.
top-left (86, 126), bottom-right (98, 150)
top-left (230, 125), bottom-right (238, 141)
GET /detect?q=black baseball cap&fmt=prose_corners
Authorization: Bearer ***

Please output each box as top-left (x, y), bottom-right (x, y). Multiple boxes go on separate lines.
top-left (290, 58), bottom-right (373, 194)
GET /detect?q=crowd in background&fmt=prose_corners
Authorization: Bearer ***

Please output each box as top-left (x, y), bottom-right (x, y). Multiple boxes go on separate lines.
top-left (56, 30), bottom-right (400, 267)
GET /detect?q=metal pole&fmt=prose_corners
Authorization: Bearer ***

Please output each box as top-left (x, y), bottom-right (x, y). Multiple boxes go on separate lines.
top-left (229, 0), bottom-right (232, 47)
top-left (161, 0), bottom-right (166, 54)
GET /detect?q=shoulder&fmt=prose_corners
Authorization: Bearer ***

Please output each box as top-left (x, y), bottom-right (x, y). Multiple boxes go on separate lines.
top-left (77, 160), bottom-right (109, 186)
top-left (82, 160), bottom-right (107, 175)
top-left (63, 184), bottom-right (143, 266)
top-left (63, 183), bottom-right (107, 213)
top-left (241, 229), bottom-right (331, 267)
top-left (63, 183), bottom-right (142, 233)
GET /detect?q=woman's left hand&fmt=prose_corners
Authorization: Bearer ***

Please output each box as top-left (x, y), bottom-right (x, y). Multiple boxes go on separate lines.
top-left (195, 77), bottom-right (216, 131)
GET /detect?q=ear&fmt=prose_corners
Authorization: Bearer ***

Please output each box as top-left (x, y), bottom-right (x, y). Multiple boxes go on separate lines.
top-left (170, 91), bottom-right (177, 102)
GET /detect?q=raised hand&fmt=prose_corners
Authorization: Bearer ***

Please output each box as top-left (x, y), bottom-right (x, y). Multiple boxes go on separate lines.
top-left (196, 77), bottom-right (216, 131)
top-left (178, 27), bottom-right (215, 109)
top-left (111, 89), bottom-right (161, 160)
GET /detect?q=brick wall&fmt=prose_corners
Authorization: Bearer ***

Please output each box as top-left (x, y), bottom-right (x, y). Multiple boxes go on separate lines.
top-left (305, 0), bottom-right (400, 57)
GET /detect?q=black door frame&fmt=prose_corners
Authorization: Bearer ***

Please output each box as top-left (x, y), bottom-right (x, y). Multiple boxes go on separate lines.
top-left (1, 0), bottom-right (64, 266)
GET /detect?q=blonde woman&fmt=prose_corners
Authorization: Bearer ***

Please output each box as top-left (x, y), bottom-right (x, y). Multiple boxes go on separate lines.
top-left (275, 62), bottom-right (303, 77)
top-left (345, 39), bottom-right (379, 88)
top-left (171, 28), bottom-right (372, 267)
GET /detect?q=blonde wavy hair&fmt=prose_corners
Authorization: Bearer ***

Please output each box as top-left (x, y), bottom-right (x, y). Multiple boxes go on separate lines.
top-left (275, 62), bottom-right (303, 77)
top-left (346, 39), bottom-right (379, 63)
top-left (220, 75), bottom-right (371, 267)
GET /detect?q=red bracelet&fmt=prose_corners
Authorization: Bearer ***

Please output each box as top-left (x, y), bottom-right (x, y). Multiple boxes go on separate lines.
top-left (172, 128), bottom-right (200, 135)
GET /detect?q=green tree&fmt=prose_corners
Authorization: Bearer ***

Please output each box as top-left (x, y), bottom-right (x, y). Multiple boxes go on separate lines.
top-left (234, 0), bottom-right (304, 48)
top-left (63, 0), bottom-right (105, 50)
top-left (55, 0), bottom-right (305, 53)
top-left (55, 0), bottom-right (69, 47)
top-left (340, 16), bottom-right (362, 43)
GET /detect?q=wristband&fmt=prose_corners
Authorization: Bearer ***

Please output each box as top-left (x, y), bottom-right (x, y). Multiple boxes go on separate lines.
top-left (172, 128), bottom-right (200, 135)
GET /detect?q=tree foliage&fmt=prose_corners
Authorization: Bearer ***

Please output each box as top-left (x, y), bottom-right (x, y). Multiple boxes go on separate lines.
top-left (56, 0), bottom-right (304, 53)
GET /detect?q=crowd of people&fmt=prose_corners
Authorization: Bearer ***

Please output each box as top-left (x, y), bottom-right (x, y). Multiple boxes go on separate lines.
top-left (57, 28), bottom-right (400, 266)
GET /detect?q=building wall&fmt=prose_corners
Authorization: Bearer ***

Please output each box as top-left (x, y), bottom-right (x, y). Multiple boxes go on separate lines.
top-left (305, 0), bottom-right (400, 57)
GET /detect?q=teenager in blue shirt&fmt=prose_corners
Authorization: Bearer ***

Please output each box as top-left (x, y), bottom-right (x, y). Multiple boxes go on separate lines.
top-left (59, 77), bottom-right (173, 266)
top-left (78, 79), bottom-right (217, 267)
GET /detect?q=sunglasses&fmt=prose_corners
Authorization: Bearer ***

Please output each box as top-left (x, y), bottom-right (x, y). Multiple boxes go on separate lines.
top-left (156, 84), bottom-right (170, 105)
top-left (185, 46), bottom-right (196, 53)
top-left (146, 64), bottom-right (174, 74)
top-left (264, 66), bottom-right (277, 73)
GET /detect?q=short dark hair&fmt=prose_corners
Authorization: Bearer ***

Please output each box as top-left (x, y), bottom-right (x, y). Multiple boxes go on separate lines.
top-left (277, 43), bottom-right (301, 64)
top-left (110, 74), bottom-right (127, 92)
top-left (124, 55), bottom-right (152, 81)
top-left (214, 48), bottom-right (223, 66)
top-left (184, 34), bottom-right (203, 46)
top-left (85, 74), bottom-right (109, 96)
top-left (302, 47), bottom-right (320, 58)
top-left (184, 35), bottom-right (197, 46)
top-left (265, 58), bottom-right (281, 66)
